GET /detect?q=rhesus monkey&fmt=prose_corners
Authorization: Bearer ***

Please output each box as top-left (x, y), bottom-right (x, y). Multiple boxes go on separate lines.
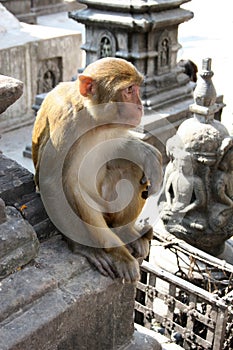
top-left (32, 57), bottom-right (162, 283)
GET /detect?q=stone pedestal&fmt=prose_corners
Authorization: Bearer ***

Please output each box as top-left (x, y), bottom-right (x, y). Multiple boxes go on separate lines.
top-left (0, 76), bottom-right (40, 278)
top-left (0, 205), bottom-right (40, 279)
top-left (0, 154), bottom-right (56, 240)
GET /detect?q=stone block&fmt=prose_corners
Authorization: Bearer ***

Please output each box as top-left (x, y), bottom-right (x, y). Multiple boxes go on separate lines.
top-left (0, 75), bottom-right (23, 114)
top-left (0, 154), bottom-right (35, 205)
top-left (0, 154), bottom-right (56, 239)
top-left (0, 205), bottom-right (40, 278)
top-left (0, 235), bottom-right (136, 350)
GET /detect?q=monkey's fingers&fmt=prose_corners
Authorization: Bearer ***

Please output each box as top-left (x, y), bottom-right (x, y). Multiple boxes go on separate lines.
top-left (140, 175), bottom-right (148, 185)
top-left (86, 253), bottom-right (118, 279)
top-left (128, 238), bottom-right (150, 260)
top-left (91, 254), bottom-right (117, 280)
top-left (115, 259), bottom-right (140, 283)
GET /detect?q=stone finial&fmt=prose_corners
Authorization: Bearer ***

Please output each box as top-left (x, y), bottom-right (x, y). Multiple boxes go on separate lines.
top-left (189, 58), bottom-right (222, 121)
top-left (194, 58), bottom-right (217, 107)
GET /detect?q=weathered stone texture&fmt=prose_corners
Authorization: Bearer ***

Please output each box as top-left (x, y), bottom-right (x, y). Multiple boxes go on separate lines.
top-left (0, 205), bottom-right (40, 278)
top-left (0, 154), bottom-right (35, 205)
top-left (0, 4), bottom-right (82, 131)
top-left (0, 154), bottom-right (56, 240)
top-left (0, 197), bottom-right (7, 223)
top-left (0, 75), bottom-right (23, 114)
top-left (0, 235), bottom-right (136, 350)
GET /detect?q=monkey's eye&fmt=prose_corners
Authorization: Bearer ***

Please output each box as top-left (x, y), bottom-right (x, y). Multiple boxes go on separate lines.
top-left (126, 85), bottom-right (134, 93)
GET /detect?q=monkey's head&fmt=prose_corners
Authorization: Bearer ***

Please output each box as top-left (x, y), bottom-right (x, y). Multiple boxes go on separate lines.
top-left (78, 57), bottom-right (144, 127)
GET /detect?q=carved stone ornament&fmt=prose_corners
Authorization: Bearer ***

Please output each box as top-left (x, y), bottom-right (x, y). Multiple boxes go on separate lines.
top-left (98, 31), bottom-right (116, 58)
top-left (159, 58), bottom-right (233, 256)
top-left (37, 58), bottom-right (61, 94)
top-left (157, 30), bottom-right (171, 74)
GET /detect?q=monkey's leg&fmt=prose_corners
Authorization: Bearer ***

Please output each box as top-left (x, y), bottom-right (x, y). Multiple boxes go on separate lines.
top-left (66, 199), bottom-right (140, 282)
top-left (114, 224), bottom-right (153, 261)
top-left (126, 225), bottom-right (153, 261)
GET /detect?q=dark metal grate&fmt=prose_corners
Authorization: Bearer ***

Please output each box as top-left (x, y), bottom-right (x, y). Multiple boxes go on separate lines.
top-left (135, 232), bottom-right (233, 350)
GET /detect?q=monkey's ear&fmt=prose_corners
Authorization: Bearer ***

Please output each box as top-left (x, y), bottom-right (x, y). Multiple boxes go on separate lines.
top-left (79, 75), bottom-right (95, 97)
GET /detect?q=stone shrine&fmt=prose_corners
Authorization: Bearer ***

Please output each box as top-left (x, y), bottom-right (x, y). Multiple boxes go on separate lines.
top-left (159, 58), bottom-right (233, 256)
top-left (69, 0), bottom-right (196, 158)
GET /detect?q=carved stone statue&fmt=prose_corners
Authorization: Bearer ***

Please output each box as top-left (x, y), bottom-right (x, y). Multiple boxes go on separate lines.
top-left (160, 58), bottom-right (233, 256)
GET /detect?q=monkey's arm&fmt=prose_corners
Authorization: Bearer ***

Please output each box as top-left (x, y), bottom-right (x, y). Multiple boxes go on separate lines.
top-left (117, 138), bottom-right (163, 196)
top-left (63, 177), bottom-right (140, 282)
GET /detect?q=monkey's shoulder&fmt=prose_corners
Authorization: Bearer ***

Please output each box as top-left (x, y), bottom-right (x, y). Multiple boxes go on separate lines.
top-left (40, 81), bottom-right (83, 113)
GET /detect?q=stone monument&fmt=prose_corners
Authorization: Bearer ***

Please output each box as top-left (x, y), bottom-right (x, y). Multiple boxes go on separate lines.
top-left (159, 58), bottom-right (233, 256)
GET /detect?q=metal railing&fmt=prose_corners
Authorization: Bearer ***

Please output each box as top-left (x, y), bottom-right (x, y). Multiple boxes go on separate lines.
top-left (135, 232), bottom-right (233, 350)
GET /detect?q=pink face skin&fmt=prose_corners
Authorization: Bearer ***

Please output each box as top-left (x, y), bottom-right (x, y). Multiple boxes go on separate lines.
top-left (120, 85), bottom-right (143, 127)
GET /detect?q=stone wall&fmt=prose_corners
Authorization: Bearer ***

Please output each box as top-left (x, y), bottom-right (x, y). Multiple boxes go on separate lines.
top-left (0, 4), bottom-right (82, 132)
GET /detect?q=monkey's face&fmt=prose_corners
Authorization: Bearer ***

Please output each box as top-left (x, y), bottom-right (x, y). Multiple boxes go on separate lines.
top-left (118, 84), bottom-right (143, 127)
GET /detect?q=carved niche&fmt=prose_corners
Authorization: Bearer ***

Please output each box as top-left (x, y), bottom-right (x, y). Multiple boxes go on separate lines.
top-left (37, 58), bottom-right (62, 94)
top-left (157, 30), bottom-right (171, 74)
top-left (97, 31), bottom-right (116, 59)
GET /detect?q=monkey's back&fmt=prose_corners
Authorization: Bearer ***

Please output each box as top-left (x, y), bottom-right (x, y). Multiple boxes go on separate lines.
top-left (32, 80), bottom-right (84, 187)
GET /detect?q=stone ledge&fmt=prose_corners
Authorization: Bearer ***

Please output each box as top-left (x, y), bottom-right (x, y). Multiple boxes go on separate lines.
top-left (0, 235), bottom-right (136, 350)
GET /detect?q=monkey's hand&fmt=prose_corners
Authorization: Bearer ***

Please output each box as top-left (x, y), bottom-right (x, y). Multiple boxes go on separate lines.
top-left (121, 138), bottom-right (163, 197)
top-left (67, 239), bottom-right (140, 283)
top-left (140, 142), bottom-right (163, 196)
top-left (127, 225), bottom-right (153, 261)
